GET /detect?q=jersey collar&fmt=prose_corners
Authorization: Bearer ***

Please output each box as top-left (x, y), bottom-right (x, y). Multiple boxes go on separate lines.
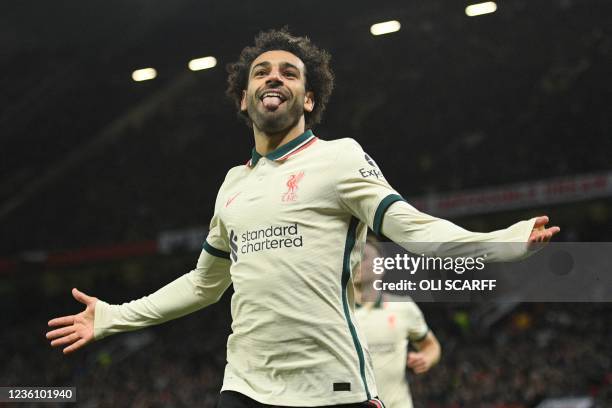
top-left (247, 129), bottom-right (317, 167)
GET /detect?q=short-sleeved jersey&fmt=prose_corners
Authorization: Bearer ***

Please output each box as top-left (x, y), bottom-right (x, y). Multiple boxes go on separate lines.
top-left (355, 296), bottom-right (429, 408)
top-left (203, 130), bottom-right (403, 406)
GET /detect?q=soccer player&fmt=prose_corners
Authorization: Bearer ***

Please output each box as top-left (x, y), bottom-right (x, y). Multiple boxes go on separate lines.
top-left (46, 29), bottom-right (559, 407)
top-left (354, 237), bottom-right (441, 408)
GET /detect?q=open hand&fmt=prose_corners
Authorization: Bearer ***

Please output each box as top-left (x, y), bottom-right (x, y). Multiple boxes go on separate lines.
top-left (46, 288), bottom-right (97, 354)
top-left (528, 216), bottom-right (560, 245)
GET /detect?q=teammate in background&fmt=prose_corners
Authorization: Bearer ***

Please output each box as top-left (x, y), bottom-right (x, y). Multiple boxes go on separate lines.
top-left (46, 28), bottom-right (559, 408)
top-left (355, 236), bottom-right (441, 408)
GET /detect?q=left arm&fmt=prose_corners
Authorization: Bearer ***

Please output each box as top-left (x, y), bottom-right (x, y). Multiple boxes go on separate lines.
top-left (334, 139), bottom-right (559, 261)
top-left (381, 201), bottom-right (559, 261)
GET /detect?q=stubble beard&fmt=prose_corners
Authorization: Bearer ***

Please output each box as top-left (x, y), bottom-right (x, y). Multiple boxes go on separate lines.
top-left (247, 94), bottom-right (303, 135)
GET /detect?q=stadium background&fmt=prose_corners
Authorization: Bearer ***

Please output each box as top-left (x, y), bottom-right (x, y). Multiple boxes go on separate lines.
top-left (1, 0), bottom-right (610, 406)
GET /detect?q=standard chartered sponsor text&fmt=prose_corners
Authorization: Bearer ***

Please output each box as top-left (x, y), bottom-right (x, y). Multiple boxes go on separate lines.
top-left (240, 223), bottom-right (303, 254)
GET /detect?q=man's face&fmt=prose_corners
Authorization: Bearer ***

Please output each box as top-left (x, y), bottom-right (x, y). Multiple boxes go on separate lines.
top-left (240, 50), bottom-right (314, 134)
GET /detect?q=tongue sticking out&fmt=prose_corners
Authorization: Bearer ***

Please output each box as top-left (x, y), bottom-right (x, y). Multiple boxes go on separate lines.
top-left (262, 96), bottom-right (283, 111)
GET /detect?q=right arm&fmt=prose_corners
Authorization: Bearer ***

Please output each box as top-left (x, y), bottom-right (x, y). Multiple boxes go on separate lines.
top-left (94, 249), bottom-right (231, 339)
top-left (407, 331), bottom-right (441, 374)
top-left (404, 301), bottom-right (441, 374)
top-left (47, 180), bottom-right (234, 353)
top-left (46, 247), bottom-right (231, 353)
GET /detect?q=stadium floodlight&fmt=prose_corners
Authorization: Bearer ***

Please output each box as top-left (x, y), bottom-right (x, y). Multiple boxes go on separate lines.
top-left (370, 20), bottom-right (401, 36)
top-left (188, 56), bottom-right (217, 71)
top-left (131, 68), bottom-right (157, 82)
top-left (465, 1), bottom-right (497, 17)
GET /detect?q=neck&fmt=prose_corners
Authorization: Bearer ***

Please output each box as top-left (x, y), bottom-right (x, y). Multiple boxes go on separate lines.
top-left (253, 116), bottom-right (306, 155)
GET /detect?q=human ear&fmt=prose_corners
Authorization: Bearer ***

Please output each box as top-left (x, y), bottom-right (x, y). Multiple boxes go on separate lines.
top-left (304, 91), bottom-right (314, 113)
top-left (240, 90), bottom-right (247, 112)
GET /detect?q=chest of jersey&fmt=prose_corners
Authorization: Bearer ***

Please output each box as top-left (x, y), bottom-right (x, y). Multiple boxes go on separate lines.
top-left (357, 306), bottom-right (410, 355)
top-left (218, 155), bottom-right (340, 238)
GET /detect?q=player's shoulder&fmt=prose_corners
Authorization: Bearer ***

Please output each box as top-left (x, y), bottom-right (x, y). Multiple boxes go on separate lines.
top-left (317, 137), bottom-right (368, 167)
top-left (383, 295), bottom-right (424, 313)
top-left (217, 164), bottom-right (248, 190)
top-left (227, 163), bottom-right (248, 176)
top-left (382, 296), bottom-right (413, 311)
top-left (322, 137), bottom-right (364, 153)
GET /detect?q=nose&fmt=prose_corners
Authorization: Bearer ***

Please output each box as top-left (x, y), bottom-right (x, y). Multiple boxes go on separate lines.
top-left (265, 68), bottom-right (283, 85)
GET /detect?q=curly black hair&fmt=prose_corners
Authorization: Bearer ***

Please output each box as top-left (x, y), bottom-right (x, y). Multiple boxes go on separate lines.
top-left (226, 28), bottom-right (334, 129)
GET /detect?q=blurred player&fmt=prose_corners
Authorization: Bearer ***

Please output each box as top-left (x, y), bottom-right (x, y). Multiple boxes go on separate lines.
top-left (46, 28), bottom-right (559, 407)
top-left (355, 237), bottom-right (440, 408)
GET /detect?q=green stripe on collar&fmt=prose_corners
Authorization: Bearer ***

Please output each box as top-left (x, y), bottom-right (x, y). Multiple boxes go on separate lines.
top-left (250, 129), bottom-right (314, 166)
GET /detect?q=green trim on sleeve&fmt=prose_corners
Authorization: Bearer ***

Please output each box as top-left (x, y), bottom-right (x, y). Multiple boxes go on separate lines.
top-left (410, 329), bottom-right (430, 343)
top-left (341, 216), bottom-right (371, 400)
top-left (373, 194), bottom-right (405, 236)
top-left (202, 241), bottom-right (230, 260)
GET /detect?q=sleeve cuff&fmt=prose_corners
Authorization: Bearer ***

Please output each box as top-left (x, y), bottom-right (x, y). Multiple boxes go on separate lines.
top-left (410, 329), bottom-right (430, 343)
top-left (93, 299), bottom-right (111, 340)
top-left (373, 194), bottom-right (405, 236)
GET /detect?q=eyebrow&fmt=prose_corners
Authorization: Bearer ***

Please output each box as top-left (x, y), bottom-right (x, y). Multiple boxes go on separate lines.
top-left (251, 61), bottom-right (302, 75)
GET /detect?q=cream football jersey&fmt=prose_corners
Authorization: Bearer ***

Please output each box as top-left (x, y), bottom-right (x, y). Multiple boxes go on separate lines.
top-left (94, 130), bottom-right (537, 406)
top-left (356, 296), bottom-right (429, 408)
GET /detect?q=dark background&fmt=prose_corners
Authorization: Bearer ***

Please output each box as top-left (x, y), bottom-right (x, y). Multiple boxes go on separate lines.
top-left (1, 0), bottom-right (611, 406)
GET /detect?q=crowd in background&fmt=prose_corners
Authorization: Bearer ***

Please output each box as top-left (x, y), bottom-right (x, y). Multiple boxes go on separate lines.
top-left (409, 303), bottom-right (612, 407)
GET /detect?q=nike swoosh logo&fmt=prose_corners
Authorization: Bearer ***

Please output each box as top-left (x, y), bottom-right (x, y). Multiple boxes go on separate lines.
top-left (225, 192), bottom-right (241, 207)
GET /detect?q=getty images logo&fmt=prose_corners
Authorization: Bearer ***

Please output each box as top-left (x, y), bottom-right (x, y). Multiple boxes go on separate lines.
top-left (230, 230), bottom-right (238, 262)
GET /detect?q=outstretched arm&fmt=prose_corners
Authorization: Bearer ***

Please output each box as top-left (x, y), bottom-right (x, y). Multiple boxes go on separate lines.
top-left (380, 200), bottom-right (559, 261)
top-left (46, 249), bottom-right (231, 354)
top-left (334, 139), bottom-right (559, 260)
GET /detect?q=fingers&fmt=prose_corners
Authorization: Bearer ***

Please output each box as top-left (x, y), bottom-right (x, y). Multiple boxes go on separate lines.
top-left (408, 360), bottom-right (428, 373)
top-left (48, 315), bottom-right (75, 327)
top-left (529, 214), bottom-right (561, 244)
top-left (46, 326), bottom-right (74, 340)
top-left (63, 338), bottom-right (88, 355)
top-left (407, 352), bottom-right (429, 373)
top-left (72, 288), bottom-right (94, 305)
top-left (50, 332), bottom-right (79, 348)
top-left (542, 226), bottom-right (560, 242)
top-left (47, 288), bottom-right (96, 355)
top-left (407, 353), bottom-right (424, 367)
top-left (533, 215), bottom-right (550, 229)
top-left (532, 226), bottom-right (561, 243)
top-left (413, 364), bottom-right (428, 374)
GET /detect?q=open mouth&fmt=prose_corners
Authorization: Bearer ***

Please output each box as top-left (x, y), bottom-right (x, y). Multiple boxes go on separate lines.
top-left (259, 90), bottom-right (287, 111)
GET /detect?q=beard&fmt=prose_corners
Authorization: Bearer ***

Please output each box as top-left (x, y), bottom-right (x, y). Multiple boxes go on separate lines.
top-left (246, 93), bottom-right (304, 135)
